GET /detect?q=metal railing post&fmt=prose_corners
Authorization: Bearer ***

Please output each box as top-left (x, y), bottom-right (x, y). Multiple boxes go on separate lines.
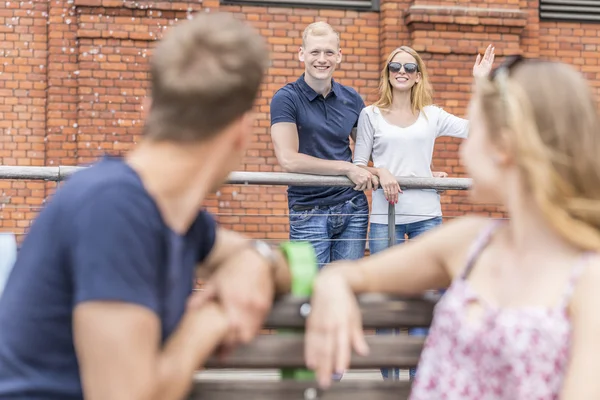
top-left (387, 202), bottom-right (395, 248)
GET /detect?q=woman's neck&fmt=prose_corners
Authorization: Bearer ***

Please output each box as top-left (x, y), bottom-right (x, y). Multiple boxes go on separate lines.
top-left (390, 90), bottom-right (413, 113)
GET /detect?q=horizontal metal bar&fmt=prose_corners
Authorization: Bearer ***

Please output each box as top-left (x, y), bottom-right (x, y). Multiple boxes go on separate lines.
top-left (0, 166), bottom-right (82, 181)
top-left (0, 166), bottom-right (471, 190)
top-left (540, 12), bottom-right (600, 21)
top-left (541, 5), bottom-right (600, 12)
top-left (540, 0), bottom-right (600, 21)
top-left (541, 0), bottom-right (600, 6)
top-left (222, 0), bottom-right (373, 8)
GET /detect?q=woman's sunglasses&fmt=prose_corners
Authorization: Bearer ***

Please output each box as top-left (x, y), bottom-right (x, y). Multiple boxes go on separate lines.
top-left (388, 62), bottom-right (418, 74)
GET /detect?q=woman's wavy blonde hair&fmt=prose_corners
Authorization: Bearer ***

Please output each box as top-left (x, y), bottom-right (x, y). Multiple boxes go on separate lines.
top-left (475, 57), bottom-right (600, 251)
top-left (373, 46), bottom-right (433, 114)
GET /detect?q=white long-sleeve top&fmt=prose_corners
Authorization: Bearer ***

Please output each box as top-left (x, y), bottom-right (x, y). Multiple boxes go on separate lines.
top-left (353, 105), bottom-right (469, 225)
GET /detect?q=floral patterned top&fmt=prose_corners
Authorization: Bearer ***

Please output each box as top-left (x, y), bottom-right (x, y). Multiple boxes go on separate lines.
top-left (409, 221), bottom-right (591, 400)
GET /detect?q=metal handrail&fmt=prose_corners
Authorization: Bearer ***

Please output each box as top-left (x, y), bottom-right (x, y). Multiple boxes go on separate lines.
top-left (0, 165), bottom-right (472, 248)
top-left (0, 166), bottom-right (472, 190)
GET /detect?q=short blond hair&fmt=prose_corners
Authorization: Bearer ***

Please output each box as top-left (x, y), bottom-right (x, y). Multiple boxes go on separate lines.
top-left (145, 12), bottom-right (269, 143)
top-left (301, 21), bottom-right (340, 48)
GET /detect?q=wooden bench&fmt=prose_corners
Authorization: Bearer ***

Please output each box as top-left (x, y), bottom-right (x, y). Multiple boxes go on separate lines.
top-left (189, 293), bottom-right (437, 400)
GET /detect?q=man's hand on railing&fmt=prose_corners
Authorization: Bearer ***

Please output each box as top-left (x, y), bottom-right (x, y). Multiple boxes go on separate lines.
top-left (346, 164), bottom-right (378, 191)
top-left (304, 268), bottom-right (369, 389)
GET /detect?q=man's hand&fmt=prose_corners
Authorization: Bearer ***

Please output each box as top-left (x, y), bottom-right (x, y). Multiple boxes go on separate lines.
top-left (346, 164), bottom-right (375, 191)
top-left (371, 174), bottom-right (380, 191)
top-left (189, 246), bottom-right (275, 353)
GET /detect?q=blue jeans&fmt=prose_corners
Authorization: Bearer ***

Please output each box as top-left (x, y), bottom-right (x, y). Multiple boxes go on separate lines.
top-left (368, 216), bottom-right (443, 380)
top-left (289, 194), bottom-right (369, 269)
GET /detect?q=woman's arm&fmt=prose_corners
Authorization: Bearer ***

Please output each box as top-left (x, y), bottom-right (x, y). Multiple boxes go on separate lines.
top-left (435, 107), bottom-right (470, 139)
top-left (353, 109), bottom-right (402, 201)
top-left (559, 258), bottom-right (600, 399)
top-left (305, 216), bottom-right (491, 388)
top-left (435, 45), bottom-right (495, 140)
top-left (319, 216), bottom-right (490, 296)
top-left (352, 108), bottom-right (375, 167)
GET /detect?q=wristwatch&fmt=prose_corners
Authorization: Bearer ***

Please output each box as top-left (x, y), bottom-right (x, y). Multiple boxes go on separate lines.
top-left (248, 239), bottom-right (279, 271)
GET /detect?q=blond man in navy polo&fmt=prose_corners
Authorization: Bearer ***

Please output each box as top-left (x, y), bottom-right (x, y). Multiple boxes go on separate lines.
top-left (271, 22), bottom-right (377, 268)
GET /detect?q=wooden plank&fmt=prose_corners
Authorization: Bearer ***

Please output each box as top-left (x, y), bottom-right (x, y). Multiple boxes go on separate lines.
top-left (265, 293), bottom-right (436, 329)
top-left (205, 335), bottom-right (424, 369)
top-left (189, 380), bottom-right (411, 400)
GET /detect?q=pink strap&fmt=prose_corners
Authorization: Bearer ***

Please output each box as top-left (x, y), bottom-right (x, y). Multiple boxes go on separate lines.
top-left (460, 219), bottom-right (504, 280)
top-left (558, 252), bottom-right (594, 309)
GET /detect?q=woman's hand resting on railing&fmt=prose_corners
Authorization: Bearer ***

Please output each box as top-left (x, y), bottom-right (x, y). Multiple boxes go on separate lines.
top-left (432, 171), bottom-right (448, 194)
top-left (377, 168), bottom-right (401, 204)
top-left (304, 269), bottom-right (369, 389)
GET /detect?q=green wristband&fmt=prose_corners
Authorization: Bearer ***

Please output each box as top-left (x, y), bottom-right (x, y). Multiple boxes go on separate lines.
top-left (279, 241), bottom-right (318, 296)
top-left (278, 241), bottom-right (318, 381)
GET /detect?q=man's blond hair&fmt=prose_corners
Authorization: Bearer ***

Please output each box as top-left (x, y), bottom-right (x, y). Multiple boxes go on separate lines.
top-left (301, 21), bottom-right (340, 48)
top-left (144, 12), bottom-right (269, 143)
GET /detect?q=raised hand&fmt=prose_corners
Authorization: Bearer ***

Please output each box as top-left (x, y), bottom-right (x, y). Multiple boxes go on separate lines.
top-left (473, 44), bottom-right (495, 78)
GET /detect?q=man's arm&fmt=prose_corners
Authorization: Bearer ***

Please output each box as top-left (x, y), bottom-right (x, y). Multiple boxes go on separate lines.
top-left (271, 122), bottom-right (357, 176)
top-left (198, 227), bottom-right (291, 295)
top-left (71, 189), bottom-right (228, 400)
top-left (269, 90), bottom-right (374, 190)
top-left (75, 301), bottom-right (228, 400)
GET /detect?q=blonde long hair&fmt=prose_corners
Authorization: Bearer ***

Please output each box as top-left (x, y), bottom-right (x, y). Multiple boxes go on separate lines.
top-left (373, 46), bottom-right (433, 114)
top-left (476, 58), bottom-right (600, 251)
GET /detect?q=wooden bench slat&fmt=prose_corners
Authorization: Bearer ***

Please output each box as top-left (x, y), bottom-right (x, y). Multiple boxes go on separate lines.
top-left (205, 335), bottom-right (424, 369)
top-left (264, 294), bottom-right (436, 329)
top-left (189, 380), bottom-right (411, 400)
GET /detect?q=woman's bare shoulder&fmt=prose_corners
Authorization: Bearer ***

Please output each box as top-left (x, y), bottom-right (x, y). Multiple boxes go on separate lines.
top-left (424, 215), bottom-right (500, 277)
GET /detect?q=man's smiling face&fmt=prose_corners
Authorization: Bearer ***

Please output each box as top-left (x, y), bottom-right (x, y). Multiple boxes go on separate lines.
top-left (299, 32), bottom-right (341, 82)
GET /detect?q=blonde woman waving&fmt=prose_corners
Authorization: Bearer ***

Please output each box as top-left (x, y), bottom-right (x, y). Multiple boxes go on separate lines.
top-left (353, 45), bottom-right (495, 380)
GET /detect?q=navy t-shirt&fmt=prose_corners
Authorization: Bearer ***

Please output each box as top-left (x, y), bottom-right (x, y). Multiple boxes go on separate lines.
top-left (0, 157), bottom-right (217, 399)
top-left (270, 74), bottom-right (366, 209)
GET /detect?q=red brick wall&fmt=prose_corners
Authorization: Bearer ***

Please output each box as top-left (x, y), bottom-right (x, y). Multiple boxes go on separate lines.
top-left (1, 0), bottom-right (599, 242)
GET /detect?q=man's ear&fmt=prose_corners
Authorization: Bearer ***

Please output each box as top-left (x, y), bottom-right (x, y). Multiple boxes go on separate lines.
top-left (298, 46), bottom-right (305, 63)
top-left (232, 111), bottom-right (256, 152)
top-left (141, 97), bottom-right (152, 121)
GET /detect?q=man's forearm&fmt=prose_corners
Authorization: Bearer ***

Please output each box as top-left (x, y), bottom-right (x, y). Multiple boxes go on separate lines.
top-left (200, 234), bottom-right (292, 296)
top-left (153, 303), bottom-right (228, 400)
top-left (357, 164), bottom-right (380, 177)
top-left (280, 152), bottom-right (352, 176)
top-left (197, 229), bottom-right (248, 278)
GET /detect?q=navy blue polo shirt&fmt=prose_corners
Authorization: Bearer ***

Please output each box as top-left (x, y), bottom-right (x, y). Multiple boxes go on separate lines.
top-left (0, 157), bottom-right (216, 399)
top-left (270, 74), bottom-right (366, 209)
